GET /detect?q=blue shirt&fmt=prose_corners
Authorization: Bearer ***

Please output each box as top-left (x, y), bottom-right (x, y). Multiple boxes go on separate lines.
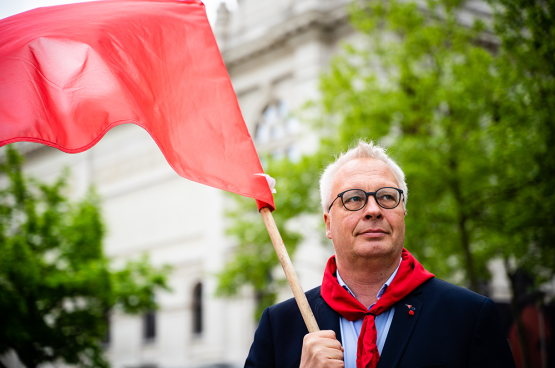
top-left (336, 259), bottom-right (401, 368)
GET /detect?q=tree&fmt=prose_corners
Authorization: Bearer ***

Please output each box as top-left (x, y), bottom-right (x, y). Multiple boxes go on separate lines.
top-left (0, 146), bottom-right (170, 368)
top-left (484, 1), bottom-right (555, 366)
top-left (488, 0), bottom-right (555, 296)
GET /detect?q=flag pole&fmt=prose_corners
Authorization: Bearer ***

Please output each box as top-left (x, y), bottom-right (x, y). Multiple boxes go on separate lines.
top-left (259, 207), bottom-right (320, 333)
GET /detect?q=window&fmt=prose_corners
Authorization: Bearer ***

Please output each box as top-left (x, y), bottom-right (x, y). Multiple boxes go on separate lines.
top-left (255, 101), bottom-right (300, 162)
top-left (143, 310), bottom-right (156, 341)
top-left (192, 282), bottom-right (203, 335)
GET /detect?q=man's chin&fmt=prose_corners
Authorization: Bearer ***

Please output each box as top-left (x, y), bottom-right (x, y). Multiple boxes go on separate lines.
top-left (352, 242), bottom-right (401, 260)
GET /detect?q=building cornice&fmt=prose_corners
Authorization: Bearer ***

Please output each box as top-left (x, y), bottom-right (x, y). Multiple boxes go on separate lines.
top-left (219, 0), bottom-right (497, 70)
top-left (221, 4), bottom-right (350, 69)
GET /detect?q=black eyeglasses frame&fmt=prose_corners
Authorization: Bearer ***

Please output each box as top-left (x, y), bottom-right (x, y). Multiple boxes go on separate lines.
top-left (328, 187), bottom-right (404, 212)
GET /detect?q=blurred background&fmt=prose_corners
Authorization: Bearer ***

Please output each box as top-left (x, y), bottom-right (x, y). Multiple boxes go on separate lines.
top-left (1, 0), bottom-right (554, 367)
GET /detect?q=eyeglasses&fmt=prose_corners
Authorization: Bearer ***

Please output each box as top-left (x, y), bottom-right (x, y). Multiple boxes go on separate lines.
top-left (328, 187), bottom-right (404, 212)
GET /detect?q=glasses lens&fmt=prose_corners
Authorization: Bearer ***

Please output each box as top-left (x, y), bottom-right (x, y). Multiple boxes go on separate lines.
top-left (342, 189), bottom-right (367, 211)
top-left (376, 188), bottom-right (401, 208)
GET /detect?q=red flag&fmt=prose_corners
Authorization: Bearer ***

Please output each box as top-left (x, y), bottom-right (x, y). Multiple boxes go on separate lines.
top-left (0, 0), bottom-right (274, 211)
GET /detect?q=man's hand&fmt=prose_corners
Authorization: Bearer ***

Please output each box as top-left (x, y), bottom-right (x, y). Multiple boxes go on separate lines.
top-left (300, 330), bottom-right (344, 368)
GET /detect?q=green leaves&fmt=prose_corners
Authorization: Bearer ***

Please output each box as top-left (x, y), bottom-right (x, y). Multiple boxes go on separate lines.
top-left (216, 155), bottom-right (321, 320)
top-left (0, 146), bottom-right (170, 368)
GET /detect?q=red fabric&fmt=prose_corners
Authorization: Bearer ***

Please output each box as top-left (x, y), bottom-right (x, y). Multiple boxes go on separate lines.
top-left (0, 0), bottom-right (274, 211)
top-left (321, 248), bottom-right (434, 368)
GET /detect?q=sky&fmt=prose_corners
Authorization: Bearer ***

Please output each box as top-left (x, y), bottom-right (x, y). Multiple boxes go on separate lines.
top-left (0, 0), bottom-right (237, 25)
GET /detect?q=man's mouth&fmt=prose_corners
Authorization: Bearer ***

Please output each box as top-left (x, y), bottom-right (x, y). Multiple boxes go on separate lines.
top-left (358, 229), bottom-right (388, 237)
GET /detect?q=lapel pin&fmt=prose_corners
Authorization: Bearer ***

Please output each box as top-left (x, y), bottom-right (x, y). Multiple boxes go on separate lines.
top-left (405, 304), bottom-right (415, 316)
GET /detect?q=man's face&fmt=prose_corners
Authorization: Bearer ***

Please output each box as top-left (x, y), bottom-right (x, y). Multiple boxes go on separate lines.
top-left (324, 158), bottom-right (406, 264)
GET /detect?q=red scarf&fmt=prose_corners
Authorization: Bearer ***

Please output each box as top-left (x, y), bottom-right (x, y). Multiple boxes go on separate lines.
top-left (321, 248), bottom-right (434, 368)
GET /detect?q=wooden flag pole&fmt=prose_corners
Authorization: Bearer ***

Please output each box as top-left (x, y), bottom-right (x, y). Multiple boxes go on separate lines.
top-left (259, 207), bottom-right (320, 333)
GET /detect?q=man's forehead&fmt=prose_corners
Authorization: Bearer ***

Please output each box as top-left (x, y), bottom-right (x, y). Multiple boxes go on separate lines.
top-left (333, 158), bottom-right (398, 188)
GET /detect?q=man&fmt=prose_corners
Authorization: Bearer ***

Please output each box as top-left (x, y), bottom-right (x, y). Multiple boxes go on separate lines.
top-left (245, 141), bottom-right (516, 368)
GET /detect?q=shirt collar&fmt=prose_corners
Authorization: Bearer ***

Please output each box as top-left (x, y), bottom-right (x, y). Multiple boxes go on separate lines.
top-left (336, 257), bottom-right (402, 303)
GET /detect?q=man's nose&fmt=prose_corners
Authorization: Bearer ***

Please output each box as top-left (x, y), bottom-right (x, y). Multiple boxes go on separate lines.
top-left (362, 195), bottom-right (382, 220)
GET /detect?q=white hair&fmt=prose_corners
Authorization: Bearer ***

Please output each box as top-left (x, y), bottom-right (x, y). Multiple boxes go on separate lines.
top-left (319, 140), bottom-right (408, 213)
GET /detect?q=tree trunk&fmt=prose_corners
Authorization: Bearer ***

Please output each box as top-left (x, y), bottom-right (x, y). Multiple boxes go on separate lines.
top-left (458, 214), bottom-right (478, 292)
top-left (448, 156), bottom-right (479, 292)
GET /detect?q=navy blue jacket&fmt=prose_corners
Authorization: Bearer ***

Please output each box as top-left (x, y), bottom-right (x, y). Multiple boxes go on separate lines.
top-left (245, 278), bottom-right (516, 368)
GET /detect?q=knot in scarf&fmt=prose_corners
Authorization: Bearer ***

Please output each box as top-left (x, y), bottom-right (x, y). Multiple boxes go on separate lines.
top-left (321, 248), bottom-right (434, 368)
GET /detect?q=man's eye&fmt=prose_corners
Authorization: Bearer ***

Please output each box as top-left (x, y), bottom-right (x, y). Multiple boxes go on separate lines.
top-left (379, 194), bottom-right (394, 201)
top-left (345, 196), bottom-right (363, 203)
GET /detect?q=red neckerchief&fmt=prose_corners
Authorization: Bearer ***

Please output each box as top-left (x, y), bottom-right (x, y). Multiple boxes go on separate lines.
top-left (321, 248), bottom-right (434, 368)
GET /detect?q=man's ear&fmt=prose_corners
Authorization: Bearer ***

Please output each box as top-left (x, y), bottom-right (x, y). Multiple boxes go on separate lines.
top-left (324, 212), bottom-right (332, 240)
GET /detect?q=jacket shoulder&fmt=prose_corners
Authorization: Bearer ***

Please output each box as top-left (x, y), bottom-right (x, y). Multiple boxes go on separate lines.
top-left (267, 286), bottom-right (322, 317)
top-left (417, 277), bottom-right (487, 307)
top-left (393, 278), bottom-right (516, 368)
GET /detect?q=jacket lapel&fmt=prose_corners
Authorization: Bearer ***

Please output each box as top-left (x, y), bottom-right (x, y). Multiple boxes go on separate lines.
top-left (377, 290), bottom-right (423, 368)
top-left (313, 294), bottom-right (342, 343)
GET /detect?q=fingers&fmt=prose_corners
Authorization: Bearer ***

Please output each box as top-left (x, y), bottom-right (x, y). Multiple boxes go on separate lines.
top-left (300, 330), bottom-right (345, 368)
top-left (305, 331), bottom-right (344, 356)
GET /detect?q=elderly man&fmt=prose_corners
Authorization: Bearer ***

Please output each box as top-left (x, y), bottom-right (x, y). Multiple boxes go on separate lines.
top-left (245, 141), bottom-right (515, 368)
